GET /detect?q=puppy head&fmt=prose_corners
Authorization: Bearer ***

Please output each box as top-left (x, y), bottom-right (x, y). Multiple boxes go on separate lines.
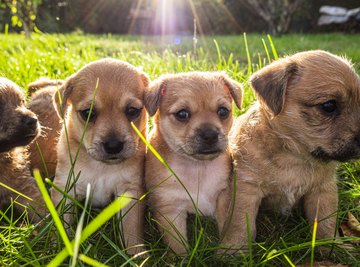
top-left (146, 72), bottom-right (243, 160)
top-left (250, 50), bottom-right (360, 162)
top-left (0, 78), bottom-right (39, 153)
top-left (53, 58), bottom-right (150, 163)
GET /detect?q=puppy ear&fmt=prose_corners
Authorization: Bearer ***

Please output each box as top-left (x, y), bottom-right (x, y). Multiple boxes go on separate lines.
top-left (140, 72), bottom-right (150, 89)
top-left (249, 60), bottom-right (298, 116)
top-left (53, 77), bottom-right (74, 118)
top-left (222, 75), bottom-right (243, 109)
top-left (145, 78), bottom-right (165, 117)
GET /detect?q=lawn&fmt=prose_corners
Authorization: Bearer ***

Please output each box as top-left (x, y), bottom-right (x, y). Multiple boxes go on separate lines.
top-left (0, 32), bottom-right (360, 266)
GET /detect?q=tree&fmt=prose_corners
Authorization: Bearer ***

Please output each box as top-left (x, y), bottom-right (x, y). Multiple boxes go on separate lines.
top-left (240, 0), bottom-right (307, 34)
top-left (3, 0), bottom-right (42, 37)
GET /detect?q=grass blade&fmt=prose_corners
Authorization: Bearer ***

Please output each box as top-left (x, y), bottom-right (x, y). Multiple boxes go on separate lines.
top-left (33, 169), bottom-right (73, 256)
top-left (48, 195), bottom-right (131, 266)
top-left (267, 34), bottom-right (278, 60)
top-left (78, 254), bottom-right (109, 267)
top-left (0, 182), bottom-right (33, 201)
top-left (244, 32), bottom-right (252, 75)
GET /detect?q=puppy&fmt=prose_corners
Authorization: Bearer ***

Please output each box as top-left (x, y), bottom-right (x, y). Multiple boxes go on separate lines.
top-left (27, 78), bottom-right (63, 179)
top-left (51, 59), bottom-right (150, 254)
top-left (145, 72), bottom-right (243, 254)
top-left (0, 77), bottom-right (45, 222)
top-left (221, 50), bottom-right (360, 252)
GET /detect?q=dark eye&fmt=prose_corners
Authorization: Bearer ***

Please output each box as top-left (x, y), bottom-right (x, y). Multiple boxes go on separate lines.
top-left (218, 107), bottom-right (230, 119)
top-left (80, 108), bottom-right (96, 122)
top-left (174, 109), bottom-right (190, 122)
top-left (126, 107), bottom-right (142, 120)
top-left (320, 100), bottom-right (337, 114)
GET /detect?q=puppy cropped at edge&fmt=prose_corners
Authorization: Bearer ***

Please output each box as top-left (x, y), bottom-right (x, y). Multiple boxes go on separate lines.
top-left (0, 77), bottom-right (46, 223)
top-left (221, 50), bottom-right (360, 253)
top-left (51, 58), bottom-right (150, 254)
top-left (27, 78), bottom-right (64, 179)
top-left (144, 72), bottom-right (243, 255)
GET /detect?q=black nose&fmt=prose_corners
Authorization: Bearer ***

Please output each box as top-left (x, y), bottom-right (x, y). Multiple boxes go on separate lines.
top-left (199, 128), bottom-right (219, 145)
top-left (103, 139), bottom-right (124, 154)
top-left (22, 115), bottom-right (38, 131)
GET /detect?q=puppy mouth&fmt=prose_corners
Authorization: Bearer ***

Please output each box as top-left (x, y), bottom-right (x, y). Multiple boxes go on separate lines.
top-left (311, 145), bottom-right (360, 162)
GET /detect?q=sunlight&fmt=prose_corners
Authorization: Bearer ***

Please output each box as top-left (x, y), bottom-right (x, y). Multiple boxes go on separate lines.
top-left (127, 0), bottom-right (240, 37)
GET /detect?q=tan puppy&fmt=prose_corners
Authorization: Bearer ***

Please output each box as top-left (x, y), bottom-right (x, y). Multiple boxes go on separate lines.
top-left (51, 59), bottom-right (150, 254)
top-left (145, 72), bottom-right (243, 254)
top-left (0, 77), bottom-right (45, 222)
top-left (27, 78), bottom-right (63, 179)
top-left (221, 50), bottom-right (360, 252)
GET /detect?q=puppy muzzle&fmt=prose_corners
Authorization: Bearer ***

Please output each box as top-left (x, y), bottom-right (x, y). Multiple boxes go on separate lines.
top-left (191, 127), bottom-right (226, 159)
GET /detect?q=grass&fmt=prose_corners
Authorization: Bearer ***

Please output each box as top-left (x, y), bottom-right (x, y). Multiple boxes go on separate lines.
top-left (0, 32), bottom-right (360, 266)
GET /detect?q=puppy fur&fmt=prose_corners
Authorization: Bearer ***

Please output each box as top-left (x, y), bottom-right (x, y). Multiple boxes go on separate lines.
top-left (0, 77), bottom-right (45, 222)
top-left (221, 50), bottom-right (360, 251)
top-left (51, 59), bottom-right (150, 254)
top-left (145, 72), bottom-right (243, 254)
top-left (27, 78), bottom-right (63, 179)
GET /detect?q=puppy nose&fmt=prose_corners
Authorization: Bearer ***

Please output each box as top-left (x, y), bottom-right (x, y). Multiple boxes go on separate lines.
top-left (22, 115), bottom-right (38, 131)
top-left (103, 139), bottom-right (124, 154)
top-left (199, 129), bottom-right (219, 145)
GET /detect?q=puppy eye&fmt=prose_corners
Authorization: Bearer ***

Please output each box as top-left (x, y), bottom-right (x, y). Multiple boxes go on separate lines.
top-left (218, 107), bottom-right (230, 119)
top-left (80, 108), bottom-right (96, 122)
top-left (320, 100), bottom-right (337, 114)
top-left (174, 109), bottom-right (190, 122)
top-left (126, 107), bottom-right (142, 120)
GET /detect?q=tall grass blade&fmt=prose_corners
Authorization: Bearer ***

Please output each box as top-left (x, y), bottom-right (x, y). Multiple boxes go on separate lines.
top-left (310, 200), bottom-right (320, 267)
top-left (261, 38), bottom-right (271, 63)
top-left (34, 169), bottom-right (73, 255)
top-left (71, 184), bottom-right (92, 267)
top-left (283, 254), bottom-right (295, 267)
top-left (246, 213), bottom-right (253, 267)
top-left (78, 254), bottom-right (109, 267)
top-left (267, 34), bottom-right (278, 60)
top-left (244, 32), bottom-right (252, 75)
top-left (48, 195), bottom-right (131, 266)
top-left (0, 182), bottom-right (33, 201)
top-left (187, 228), bottom-right (203, 267)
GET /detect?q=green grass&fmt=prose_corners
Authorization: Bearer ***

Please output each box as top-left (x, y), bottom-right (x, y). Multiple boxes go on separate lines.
top-left (0, 32), bottom-right (360, 266)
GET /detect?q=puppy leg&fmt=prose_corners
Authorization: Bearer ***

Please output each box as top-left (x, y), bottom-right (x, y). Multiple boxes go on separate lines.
top-left (220, 181), bottom-right (263, 253)
top-left (118, 190), bottom-right (145, 255)
top-left (304, 180), bottom-right (338, 239)
top-left (154, 208), bottom-right (188, 255)
top-left (216, 187), bottom-right (230, 235)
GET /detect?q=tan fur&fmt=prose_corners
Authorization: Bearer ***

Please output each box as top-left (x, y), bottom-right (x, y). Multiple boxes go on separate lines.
top-left (27, 78), bottom-right (63, 179)
top-left (0, 77), bottom-right (46, 222)
top-left (145, 72), bottom-right (243, 254)
top-left (221, 50), bottom-right (360, 252)
top-left (51, 59), bottom-right (150, 254)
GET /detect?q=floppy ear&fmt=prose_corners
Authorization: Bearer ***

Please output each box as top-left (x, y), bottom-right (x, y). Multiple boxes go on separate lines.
top-left (222, 75), bottom-right (243, 109)
top-left (53, 77), bottom-right (74, 119)
top-left (145, 77), bottom-right (166, 117)
top-left (249, 60), bottom-right (298, 116)
top-left (139, 71), bottom-right (150, 89)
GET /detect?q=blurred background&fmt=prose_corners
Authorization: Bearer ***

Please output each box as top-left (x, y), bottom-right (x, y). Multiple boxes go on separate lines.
top-left (0, 0), bottom-right (359, 37)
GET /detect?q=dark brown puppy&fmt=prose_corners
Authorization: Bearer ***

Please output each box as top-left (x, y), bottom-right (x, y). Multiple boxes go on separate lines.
top-left (27, 78), bottom-right (63, 179)
top-left (0, 77), bottom-right (45, 222)
top-left (221, 50), bottom-right (360, 253)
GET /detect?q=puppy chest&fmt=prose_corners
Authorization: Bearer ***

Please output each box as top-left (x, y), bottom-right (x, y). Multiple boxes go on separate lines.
top-left (260, 166), bottom-right (318, 214)
top-left (168, 157), bottom-right (230, 215)
top-left (72, 164), bottom-right (139, 207)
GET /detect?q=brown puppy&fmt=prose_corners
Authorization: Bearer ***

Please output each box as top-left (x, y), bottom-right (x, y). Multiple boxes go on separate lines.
top-left (27, 78), bottom-right (63, 179)
top-left (145, 72), bottom-right (243, 254)
top-left (51, 59), bottom-right (150, 254)
top-left (221, 50), bottom-right (360, 252)
top-left (0, 77), bottom-right (45, 222)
